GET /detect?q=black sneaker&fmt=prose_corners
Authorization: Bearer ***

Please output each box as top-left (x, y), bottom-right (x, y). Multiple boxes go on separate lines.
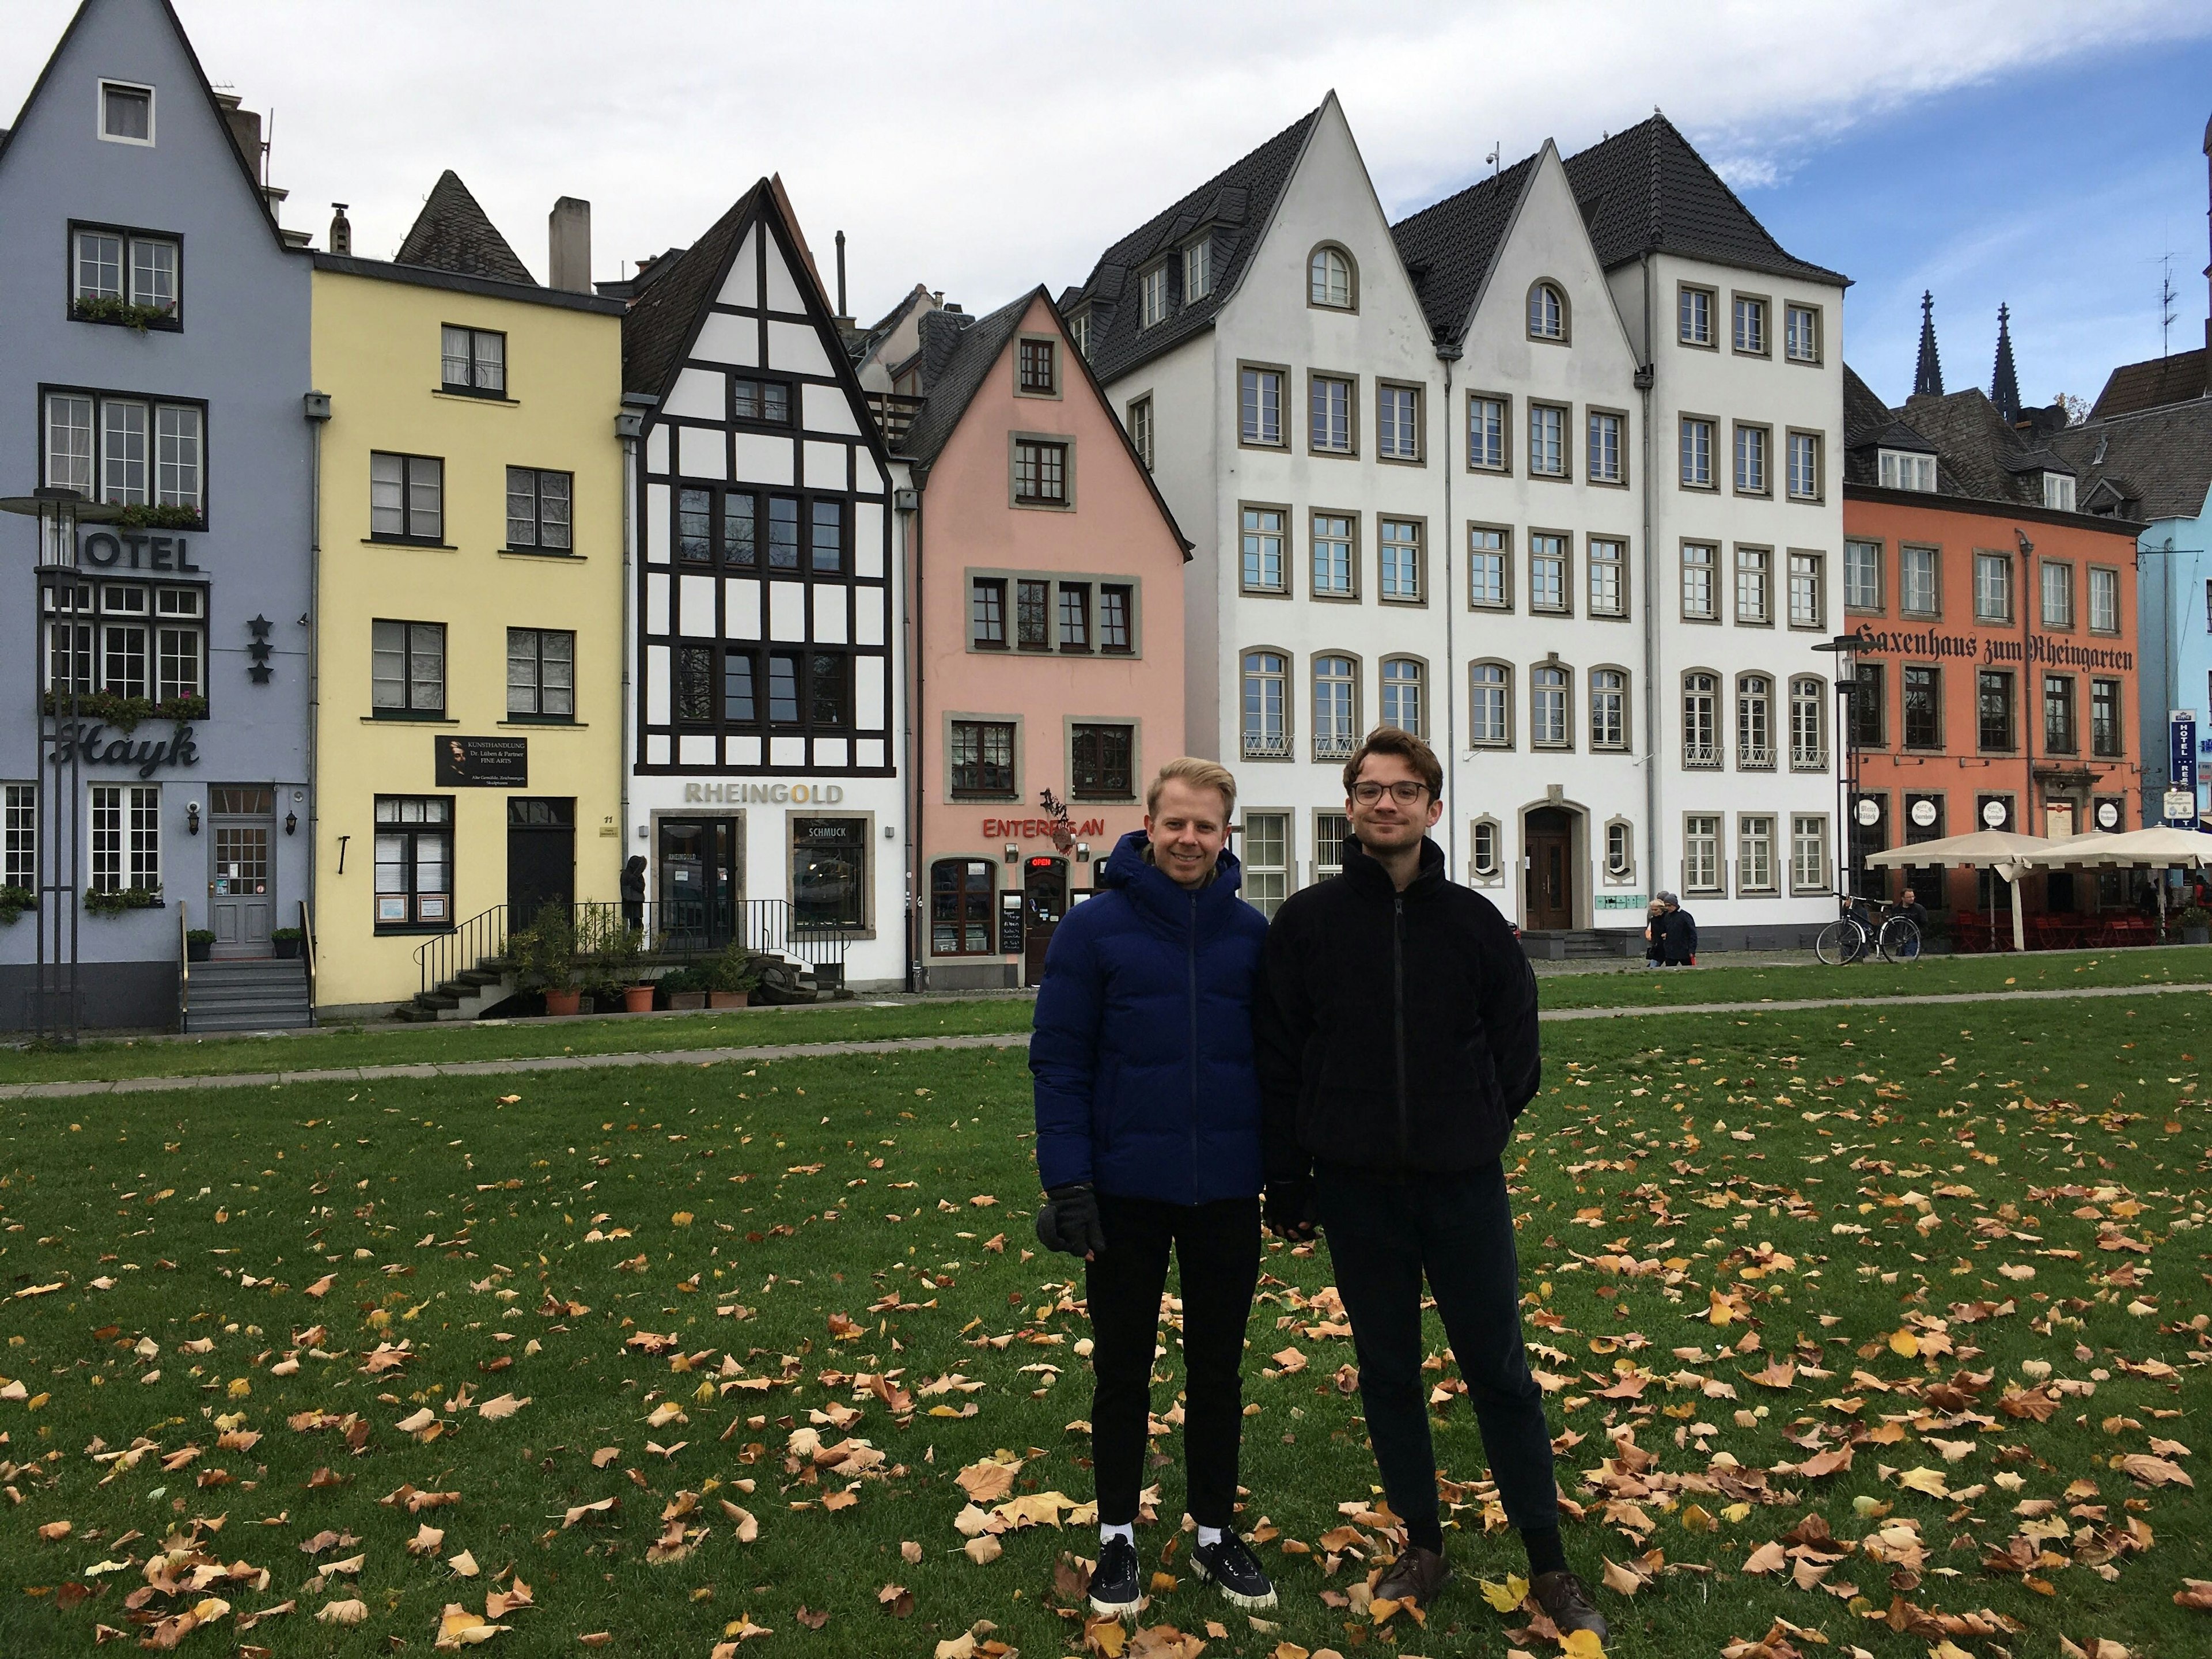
top-left (1531, 1569), bottom-right (1609, 1642)
top-left (1192, 1532), bottom-right (1278, 1611)
top-left (1089, 1535), bottom-right (1141, 1619)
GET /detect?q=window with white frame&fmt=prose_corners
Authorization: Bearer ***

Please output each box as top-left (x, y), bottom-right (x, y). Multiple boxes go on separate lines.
top-left (1469, 527), bottom-right (1508, 609)
top-left (1789, 676), bottom-right (1826, 769)
top-left (1377, 384), bottom-right (1419, 460)
top-left (1243, 812), bottom-right (1289, 918)
top-left (1787, 431), bottom-right (1820, 498)
top-left (1470, 817), bottom-right (1501, 880)
top-left (1679, 285), bottom-right (1713, 345)
top-left (1315, 812), bottom-right (1351, 880)
top-left (2040, 560), bottom-right (2073, 628)
top-left (1379, 520), bottom-right (1420, 602)
top-left (1532, 664), bottom-right (1570, 747)
top-left (1310, 376), bottom-right (1353, 453)
top-left (1183, 239), bottom-right (1211, 302)
top-left (1590, 669), bottom-right (1627, 749)
top-left (43, 391), bottom-right (203, 514)
top-left (101, 82), bottom-right (153, 143)
top-left (1972, 551), bottom-right (2009, 622)
top-left (1239, 368), bottom-right (1282, 445)
top-left (71, 226), bottom-right (179, 320)
top-left (1791, 813), bottom-right (1831, 892)
top-left (1680, 417), bottom-right (1714, 487)
top-left (1683, 673), bottom-right (1718, 766)
top-left (1311, 512), bottom-right (1354, 597)
top-left (1313, 655), bottom-right (1357, 760)
top-left (1735, 546), bottom-right (1771, 623)
top-left (1734, 423), bottom-right (1769, 493)
top-left (43, 581), bottom-right (203, 707)
top-left (1684, 814), bottom-right (1722, 893)
top-left (1529, 533), bottom-right (1569, 613)
top-left (1738, 814), bottom-right (1777, 892)
top-left (1380, 658), bottom-right (1423, 736)
top-left (1468, 395), bottom-right (1506, 469)
top-left (1240, 506), bottom-right (1285, 593)
top-left (3, 784), bottom-right (33, 891)
top-left (1788, 551), bottom-right (1823, 628)
top-left (1605, 819), bottom-right (1634, 877)
top-left (1844, 538), bottom-right (1882, 610)
top-left (1241, 651), bottom-right (1289, 759)
top-left (2043, 472), bottom-right (2075, 512)
top-left (1681, 542), bottom-right (1717, 619)
top-left (1733, 295), bottom-right (1767, 353)
top-left (1127, 396), bottom-right (1153, 471)
top-left (1527, 282), bottom-right (1565, 339)
top-left (1469, 662), bottom-right (1510, 745)
top-left (1529, 403), bottom-right (1567, 476)
top-left (2089, 566), bottom-right (2118, 633)
top-left (90, 783), bottom-right (159, 893)
top-left (1139, 266), bottom-right (1167, 328)
top-left (1309, 246), bottom-right (1354, 309)
top-left (1785, 304), bottom-right (1820, 362)
top-left (1588, 410), bottom-right (1622, 483)
top-left (1878, 449), bottom-right (1936, 491)
top-left (1737, 674), bottom-right (1774, 767)
top-left (1069, 311), bottom-right (1089, 358)
top-left (1588, 537), bottom-right (1626, 618)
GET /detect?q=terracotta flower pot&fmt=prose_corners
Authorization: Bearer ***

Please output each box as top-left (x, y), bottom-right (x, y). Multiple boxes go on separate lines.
top-left (708, 990), bottom-right (749, 1009)
top-left (623, 984), bottom-right (656, 1013)
top-left (543, 988), bottom-right (581, 1017)
top-left (669, 991), bottom-right (707, 1011)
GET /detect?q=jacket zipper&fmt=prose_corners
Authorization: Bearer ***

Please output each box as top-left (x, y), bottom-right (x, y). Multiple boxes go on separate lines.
top-left (1187, 889), bottom-right (1200, 1203)
top-left (1393, 894), bottom-right (1408, 1171)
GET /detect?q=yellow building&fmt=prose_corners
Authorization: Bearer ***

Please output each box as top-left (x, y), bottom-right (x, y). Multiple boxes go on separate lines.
top-left (310, 175), bottom-right (625, 1017)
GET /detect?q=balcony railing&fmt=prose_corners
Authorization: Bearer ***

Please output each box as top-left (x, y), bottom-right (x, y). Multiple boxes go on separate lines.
top-left (1312, 733), bottom-right (1355, 762)
top-left (1790, 745), bottom-right (1830, 771)
top-left (1737, 743), bottom-right (1775, 770)
top-left (1683, 740), bottom-right (1721, 769)
top-left (1242, 731), bottom-right (1293, 760)
top-left (867, 391), bottom-right (925, 450)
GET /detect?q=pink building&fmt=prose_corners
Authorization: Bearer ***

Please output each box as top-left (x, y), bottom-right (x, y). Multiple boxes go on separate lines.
top-left (893, 289), bottom-right (1188, 988)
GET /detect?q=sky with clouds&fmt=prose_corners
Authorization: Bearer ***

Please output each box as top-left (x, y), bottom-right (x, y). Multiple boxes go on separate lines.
top-left (9, 0), bottom-right (2210, 410)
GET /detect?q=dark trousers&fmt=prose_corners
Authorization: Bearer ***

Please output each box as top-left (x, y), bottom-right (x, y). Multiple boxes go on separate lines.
top-left (1317, 1158), bottom-right (1557, 1540)
top-left (1085, 1191), bottom-right (1261, 1528)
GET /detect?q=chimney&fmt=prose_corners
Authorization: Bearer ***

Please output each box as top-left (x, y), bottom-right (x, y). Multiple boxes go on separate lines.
top-left (328, 203), bottom-right (351, 256)
top-left (214, 90), bottom-right (262, 182)
top-left (548, 196), bottom-right (592, 294)
top-left (834, 230), bottom-right (851, 326)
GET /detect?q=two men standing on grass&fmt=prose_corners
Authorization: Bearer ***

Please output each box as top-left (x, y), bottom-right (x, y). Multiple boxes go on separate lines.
top-left (1029, 733), bottom-right (1607, 1639)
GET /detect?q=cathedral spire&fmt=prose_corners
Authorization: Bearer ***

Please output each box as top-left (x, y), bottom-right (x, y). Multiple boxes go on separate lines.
top-left (1990, 302), bottom-right (2022, 423)
top-left (1911, 290), bottom-right (1944, 399)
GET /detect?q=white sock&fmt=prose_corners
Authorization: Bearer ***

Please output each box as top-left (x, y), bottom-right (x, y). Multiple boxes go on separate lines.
top-left (1101, 1522), bottom-right (1134, 1547)
top-left (1196, 1525), bottom-right (1224, 1548)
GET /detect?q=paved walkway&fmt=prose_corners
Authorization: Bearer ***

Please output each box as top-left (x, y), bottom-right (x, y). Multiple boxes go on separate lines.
top-left (3, 979), bottom-right (2207, 1102)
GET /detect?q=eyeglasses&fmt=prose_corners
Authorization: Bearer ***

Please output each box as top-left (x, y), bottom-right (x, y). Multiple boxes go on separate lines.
top-left (1350, 781), bottom-right (1430, 805)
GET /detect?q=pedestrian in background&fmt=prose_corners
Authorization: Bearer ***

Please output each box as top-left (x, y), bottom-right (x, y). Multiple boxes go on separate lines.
top-left (620, 854), bottom-right (646, 930)
top-left (1642, 898), bottom-right (1666, 968)
top-left (1654, 891), bottom-right (1698, 966)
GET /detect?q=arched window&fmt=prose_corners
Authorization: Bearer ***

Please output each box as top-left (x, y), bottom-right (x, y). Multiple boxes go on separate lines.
top-left (1309, 245), bottom-right (1355, 310)
top-left (1532, 663), bottom-right (1571, 748)
top-left (1468, 661), bottom-right (1512, 747)
top-left (930, 858), bottom-right (995, 956)
top-left (1789, 675), bottom-right (1827, 769)
top-left (1470, 817), bottom-right (1502, 881)
top-left (1683, 671), bottom-right (1718, 766)
top-left (1737, 673), bottom-right (1774, 767)
top-left (1241, 650), bottom-right (1289, 759)
top-left (1590, 668), bottom-right (1628, 751)
top-left (1604, 819), bottom-right (1634, 878)
top-left (1380, 657), bottom-right (1424, 737)
top-left (1527, 281), bottom-right (1566, 340)
top-left (1313, 654), bottom-right (1357, 760)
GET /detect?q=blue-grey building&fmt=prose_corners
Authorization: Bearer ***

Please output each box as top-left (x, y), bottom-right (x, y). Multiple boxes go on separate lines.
top-left (0, 0), bottom-right (316, 1029)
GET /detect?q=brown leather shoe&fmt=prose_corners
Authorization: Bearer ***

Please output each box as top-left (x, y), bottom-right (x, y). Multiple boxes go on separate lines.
top-left (1374, 1544), bottom-right (1450, 1609)
top-left (1531, 1569), bottom-right (1609, 1641)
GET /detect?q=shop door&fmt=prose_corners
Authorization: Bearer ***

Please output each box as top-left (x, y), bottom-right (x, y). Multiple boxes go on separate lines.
top-left (1022, 855), bottom-right (1069, 987)
top-left (657, 818), bottom-right (741, 948)
top-left (506, 798), bottom-right (575, 931)
top-left (207, 786), bottom-right (275, 957)
top-left (1524, 808), bottom-right (1573, 931)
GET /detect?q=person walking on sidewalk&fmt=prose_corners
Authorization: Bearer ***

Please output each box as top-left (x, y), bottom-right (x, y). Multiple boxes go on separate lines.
top-left (1030, 757), bottom-right (1281, 1619)
top-left (1253, 728), bottom-right (1608, 1641)
top-left (1653, 890), bottom-right (1698, 966)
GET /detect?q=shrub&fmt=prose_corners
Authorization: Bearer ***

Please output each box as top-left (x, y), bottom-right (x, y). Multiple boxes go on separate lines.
top-left (707, 944), bottom-right (768, 995)
top-left (85, 885), bottom-right (160, 916)
top-left (0, 885), bottom-right (33, 924)
top-left (577, 906), bottom-right (645, 983)
top-left (186, 929), bottom-right (216, 945)
top-left (508, 908), bottom-right (577, 993)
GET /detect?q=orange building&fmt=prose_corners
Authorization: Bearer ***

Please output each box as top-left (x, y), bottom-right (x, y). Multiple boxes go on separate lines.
top-left (1841, 361), bottom-right (2143, 917)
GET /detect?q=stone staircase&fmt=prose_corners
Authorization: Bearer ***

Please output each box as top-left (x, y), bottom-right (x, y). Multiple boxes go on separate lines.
top-left (1520, 929), bottom-right (1642, 961)
top-left (185, 957), bottom-right (312, 1032)
top-left (389, 952), bottom-right (848, 1022)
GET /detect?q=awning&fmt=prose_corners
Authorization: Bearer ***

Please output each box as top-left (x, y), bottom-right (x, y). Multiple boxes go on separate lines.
top-left (1865, 830), bottom-right (2052, 870)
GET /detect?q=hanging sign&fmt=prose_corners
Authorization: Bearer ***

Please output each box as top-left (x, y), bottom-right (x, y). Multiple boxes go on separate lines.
top-left (1909, 799), bottom-right (1939, 828)
top-left (2172, 711), bottom-right (2198, 791)
top-left (434, 736), bottom-right (528, 788)
top-left (1854, 798), bottom-right (1881, 827)
top-left (2165, 790), bottom-right (2196, 824)
top-left (2093, 799), bottom-right (2122, 831)
top-left (1981, 800), bottom-right (2009, 828)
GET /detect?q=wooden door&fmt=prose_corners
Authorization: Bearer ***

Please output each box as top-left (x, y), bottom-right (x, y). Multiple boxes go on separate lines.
top-left (1022, 856), bottom-right (1068, 987)
top-left (506, 798), bottom-right (575, 931)
top-left (1525, 830), bottom-right (1571, 931)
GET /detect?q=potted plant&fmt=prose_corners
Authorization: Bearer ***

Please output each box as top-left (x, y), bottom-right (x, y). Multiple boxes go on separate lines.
top-left (270, 926), bottom-right (304, 960)
top-left (84, 884), bottom-right (160, 916)
top-left (510, 908), bottom-right (581, 1016)
top-left (658, 965), bottom-right (710, 1012)
top-left (706, 942), bottom-right (767, 1009)
top-left (578, 906), bottom-right (652, 1011)
top-left (185, 928), bottom-right (215, 963)
top-left (2180, 905), bottom-right (2211, 946)
top-left (0, 885), bottom-right (32, 925)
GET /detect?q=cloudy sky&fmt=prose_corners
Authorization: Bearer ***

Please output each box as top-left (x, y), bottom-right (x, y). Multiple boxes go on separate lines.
top-left (10, 0), bottom-right (2211, 407)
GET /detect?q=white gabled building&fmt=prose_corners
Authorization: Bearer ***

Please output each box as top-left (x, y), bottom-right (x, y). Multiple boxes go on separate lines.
top-left (618, 179), bottom-right (907, 988)
top-left (1060, 95), bottom-right (1849, 949)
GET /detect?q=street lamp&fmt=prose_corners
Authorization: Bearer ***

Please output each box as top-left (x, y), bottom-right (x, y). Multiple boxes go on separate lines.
top-left (0, 487), bottom-right (123, 1045)
top-left (1812, 628), bottom-right (1871, 902)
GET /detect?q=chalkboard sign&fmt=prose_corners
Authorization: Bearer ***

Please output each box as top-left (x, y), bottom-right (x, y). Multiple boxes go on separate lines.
top-left (997, 891), bottom-right (1024, 956)
top-left (434, 735), bottom-right (528, 787)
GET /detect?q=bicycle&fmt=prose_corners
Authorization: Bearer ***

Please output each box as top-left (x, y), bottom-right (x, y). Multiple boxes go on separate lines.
top-left (1816, 899), bottom-right (1921, 966)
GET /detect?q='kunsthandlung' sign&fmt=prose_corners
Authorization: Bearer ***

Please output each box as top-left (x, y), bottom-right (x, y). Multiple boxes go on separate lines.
top-left (434, 736), bottom-right (529, 788)
top-left (49, 721), bottom-right (200, 778)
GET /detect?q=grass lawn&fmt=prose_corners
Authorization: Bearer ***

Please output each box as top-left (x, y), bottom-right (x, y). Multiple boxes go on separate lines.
top-left (2, 1000), bottom-right (2207, 1657)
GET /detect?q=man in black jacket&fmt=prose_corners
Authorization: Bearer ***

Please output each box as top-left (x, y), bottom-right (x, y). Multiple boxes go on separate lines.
top-left (1654, 891), bottom-right (1697, 966)
top-left (1254, 728), bottom-right (1606, 1639)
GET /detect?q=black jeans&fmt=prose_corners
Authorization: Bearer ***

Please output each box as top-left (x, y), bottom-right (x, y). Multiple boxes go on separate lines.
top-left (1085, 1191), bottom-right (1262, 1528)
top-left (1317, 1158), bottom-right (1556, 1539)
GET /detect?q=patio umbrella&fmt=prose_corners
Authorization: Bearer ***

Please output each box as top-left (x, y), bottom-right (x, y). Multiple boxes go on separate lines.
top-left (1868, 831), bottom-right (2052, 950)
top-left (2007, 827), bottom-right (2212, 944)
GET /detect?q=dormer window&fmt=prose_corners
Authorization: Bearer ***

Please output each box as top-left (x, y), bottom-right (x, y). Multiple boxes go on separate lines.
top-left (1878, 449), bottom-right (1936, 492)
top-left (2042, 472), bottom-right (2076, 512)
top-left (100, 81), bottom-right (153, 145)
top-left (1068, 310), bottom-right (1090, 358)
top-left (1182, 240), bottom-right (1212, 303)
top-left (1527, 282), bottom-right (1566, 341)
top-left (1138, 266), bottom-right (1167, 329)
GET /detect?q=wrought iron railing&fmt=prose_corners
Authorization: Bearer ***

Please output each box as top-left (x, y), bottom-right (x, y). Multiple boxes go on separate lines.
top-left (415, 897), bottom-right (851, 1001)
top-left (1312, 733), bottom-right (1355, 762)
top-left (299, 899), bottom-right (317, 1025)
top-left (1790, 745), bottom-right (1830, 771)
top-left (176, 899), bottom-right (189, 1032)
top-left (415, 904), bottom-right (507, 999)
top-left (1683, 740), bottom-right (1720, 768)
top-left (1737, 743), bottom-right (1775, 769)
top-left (1242, 731), bottom-right (1293, 760)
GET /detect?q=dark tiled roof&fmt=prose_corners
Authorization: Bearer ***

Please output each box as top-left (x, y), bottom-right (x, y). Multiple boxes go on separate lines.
top-left (2086, 346), bottom-right (2209, 421)
top-left (395, 171), bottom-right (535, 285)
top-left (897, 294), bottom-right (1028, 468)
top-left (619, 182), bottom-right (768, 397)
top-left (2046, 398), bottom-right (2212, 523)
top-left (1388, 153), bottom-right (1537, 340)
top-left (1885, 389), bottom-right (2046, 505)
top-left (1842, 364), bottom-right (1897, 448)
top-left (1060, 105), bottom-right (1323, 382)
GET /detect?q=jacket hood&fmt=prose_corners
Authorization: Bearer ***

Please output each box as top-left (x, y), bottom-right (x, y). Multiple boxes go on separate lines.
top-left (1341, 832), bottom-right (1446, 897)
top-left (1097, 829), bottom-right (1248, 929)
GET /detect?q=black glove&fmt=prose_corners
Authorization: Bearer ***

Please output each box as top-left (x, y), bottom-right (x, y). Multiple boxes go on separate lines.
top-left (1035, 1182), bottom-right (1106, 1259)
top-left (1264, 1176), bottom-right (1318, 1241)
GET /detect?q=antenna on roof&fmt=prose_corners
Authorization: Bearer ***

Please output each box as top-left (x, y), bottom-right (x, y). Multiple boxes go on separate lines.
top-left (2160, 249), bottom-right (2177, 358)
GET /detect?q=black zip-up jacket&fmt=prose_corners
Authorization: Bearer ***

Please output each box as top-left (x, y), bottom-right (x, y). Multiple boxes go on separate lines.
top-left (1253, 834), bottom-right (1540, 1179)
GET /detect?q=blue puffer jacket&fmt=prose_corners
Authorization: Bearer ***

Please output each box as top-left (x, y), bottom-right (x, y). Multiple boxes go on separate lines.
top-left (1031, 830), bottom-right (1269, 1205)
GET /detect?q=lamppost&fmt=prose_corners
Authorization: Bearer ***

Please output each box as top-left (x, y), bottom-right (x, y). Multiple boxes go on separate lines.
top-left (0, 487), bottom-right (123, 1044)
top-left (1812, 628), bottom-right (1870, 902)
